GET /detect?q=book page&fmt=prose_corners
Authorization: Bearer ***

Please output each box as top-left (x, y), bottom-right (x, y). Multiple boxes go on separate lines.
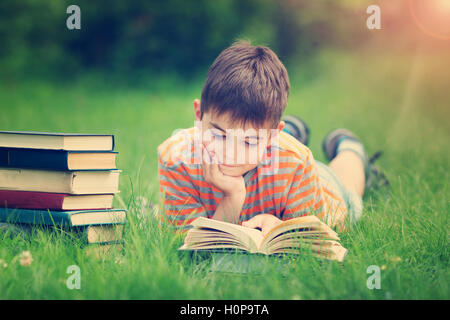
top-left (190, 217), bottom-right (264, 253)
top-left (266, 230), bottom-right (340, 248)
top-left (260, 215), bottom-right (339, 252)
top-left (269, 240), bottom-right (348, 262)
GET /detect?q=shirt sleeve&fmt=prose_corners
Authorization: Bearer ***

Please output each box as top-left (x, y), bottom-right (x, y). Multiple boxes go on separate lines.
top-left (282, 150), bottom-right (347, 231)
top-left (158, 156), bottom-right (207, 231)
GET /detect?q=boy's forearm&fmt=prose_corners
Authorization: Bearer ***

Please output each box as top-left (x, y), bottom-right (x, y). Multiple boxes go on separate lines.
top-left (212, 192), bottom-right (245, 224)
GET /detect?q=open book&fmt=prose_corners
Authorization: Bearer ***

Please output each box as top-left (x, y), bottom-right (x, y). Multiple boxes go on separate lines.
top-left (179, 215), bottom-right (348, 262)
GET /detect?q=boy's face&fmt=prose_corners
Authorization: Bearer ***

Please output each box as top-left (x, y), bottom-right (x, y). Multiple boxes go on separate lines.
top-left (194, 99), bottom-right (285, 177)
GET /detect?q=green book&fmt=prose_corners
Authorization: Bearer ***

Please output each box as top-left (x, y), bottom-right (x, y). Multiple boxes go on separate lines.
top-left (209, 252), bottom-right (291, 275)
top-left (0, 222), bottom-right (124, 245)
top-left (0, 131), bottom-right (115, 151)
top-left (0, 207), bottom-right (126, 227)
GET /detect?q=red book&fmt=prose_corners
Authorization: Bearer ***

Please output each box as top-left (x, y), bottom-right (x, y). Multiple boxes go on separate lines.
top-left (0, 190), bottom-right (114, 211)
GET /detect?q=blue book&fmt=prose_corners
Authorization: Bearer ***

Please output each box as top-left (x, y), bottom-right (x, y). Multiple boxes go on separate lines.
top-left (1, 222), bottom-right (125, 244)
top-left (0, 147), bottom-right (117, 170)
top-left (0, 207), bottom-right (126, 227)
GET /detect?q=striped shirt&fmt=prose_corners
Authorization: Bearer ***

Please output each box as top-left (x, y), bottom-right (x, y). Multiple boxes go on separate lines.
top-left (157, 127), bottom-right (348, 231)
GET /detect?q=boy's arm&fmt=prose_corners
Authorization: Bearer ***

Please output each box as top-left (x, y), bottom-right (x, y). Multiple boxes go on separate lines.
top-left (201, 143), bottom-right (246, 224)
top-left (241, 151), bottom-right (326, 235)
top-left (158, 152), bottom-right (246, 230)
top-left (210, 192), bottom-right (245, 224)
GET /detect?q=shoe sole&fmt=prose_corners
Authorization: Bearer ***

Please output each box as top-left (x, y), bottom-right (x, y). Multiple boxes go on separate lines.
top-left (322, 128), bottom-right (360, 162)
top-left (282, 115), bottom-right (310, 146)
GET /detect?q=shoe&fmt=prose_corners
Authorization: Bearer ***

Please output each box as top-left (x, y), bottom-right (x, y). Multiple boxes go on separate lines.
top-left (322, 128), bottom-right (389, 191)
top-left (282, 115), bottom-right (310, 146)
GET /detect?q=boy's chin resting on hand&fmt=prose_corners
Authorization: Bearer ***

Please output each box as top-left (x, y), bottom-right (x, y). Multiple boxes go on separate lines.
top-left (242, 214), bottom-right (283, 237)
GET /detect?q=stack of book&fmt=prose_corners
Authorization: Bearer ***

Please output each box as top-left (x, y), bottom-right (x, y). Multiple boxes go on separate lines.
top-left (0, 131), bottom-right (126, 254)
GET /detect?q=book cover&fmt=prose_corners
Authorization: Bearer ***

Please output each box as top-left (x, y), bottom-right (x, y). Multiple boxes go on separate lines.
top-left (0, 207), bottom-right (127, 227)
top-left (0, 131), bottom-right (115, 151)
top-left (0, 147), bottom-right (117, 170)
top-left (1, 222), bottom-right (125, 244)
top-left (0, 190), bottom-right (114, 210)
top-left (0, 222), bottom-right (125, 245)
top-left (0, 167), bottom-right (120, 194)
top-left (209, 252), bottom-right (290, 275)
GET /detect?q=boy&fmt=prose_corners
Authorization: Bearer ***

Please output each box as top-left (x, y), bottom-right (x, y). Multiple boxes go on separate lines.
top-left (157, 41), bottom-right (382, 234)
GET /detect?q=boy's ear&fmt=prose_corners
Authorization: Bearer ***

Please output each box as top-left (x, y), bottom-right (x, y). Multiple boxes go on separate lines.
top-left (193, 99), bottom-right (202, 121)
top-left (267, 120), bottom-right (285, 145)
top-left (277, 120), bottom-right (285, 132)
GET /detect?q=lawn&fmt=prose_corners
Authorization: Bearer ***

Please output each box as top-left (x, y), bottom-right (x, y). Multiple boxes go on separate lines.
top-left (0, 49), bottom-right (448, 299)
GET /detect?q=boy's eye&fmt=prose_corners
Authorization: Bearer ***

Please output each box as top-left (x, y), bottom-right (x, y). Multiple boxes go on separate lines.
top-left (211, 131), bottom-right (225, 139)
top-left (244, 141), bottom-right (258, 147)
top-left (245, 137), bottom-right (258, 145)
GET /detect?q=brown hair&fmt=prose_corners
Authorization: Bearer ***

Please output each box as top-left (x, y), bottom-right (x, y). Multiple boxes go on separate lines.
top-left (200, 41), bottom-right (290, 128)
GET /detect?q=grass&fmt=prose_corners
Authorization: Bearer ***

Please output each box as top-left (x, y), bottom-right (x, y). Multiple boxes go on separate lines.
top-left (0, 48), bottom-right (448, 299)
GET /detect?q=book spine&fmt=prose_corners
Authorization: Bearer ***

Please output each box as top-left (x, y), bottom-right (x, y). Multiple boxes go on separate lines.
top-left (0, 207), bottom-right (73, 227)
top-left (0, 190), bottom-right (66, 210)
top-left (10, 223), bottom-right (125, 245)
top-left (0, 148), bottom-right (69, 170)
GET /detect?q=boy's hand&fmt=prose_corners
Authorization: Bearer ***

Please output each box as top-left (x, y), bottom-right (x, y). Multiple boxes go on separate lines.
top-left (202, 143), bottom-right (246, 223)
top-left (242, 214), bottom-right (283, 237)
top-left (201, 143), bottom-right (246, 197)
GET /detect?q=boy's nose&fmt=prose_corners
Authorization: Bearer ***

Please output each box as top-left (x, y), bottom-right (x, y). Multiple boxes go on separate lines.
top-left (208, 137), bottom-right (247, 165)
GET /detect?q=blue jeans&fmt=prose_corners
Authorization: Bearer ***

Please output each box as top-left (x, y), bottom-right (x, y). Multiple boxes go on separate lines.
top-left (315, 160), bottom-right (363, 223)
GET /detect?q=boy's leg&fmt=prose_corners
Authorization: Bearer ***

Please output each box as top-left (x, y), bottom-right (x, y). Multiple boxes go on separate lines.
top-left (281, 118), bottom-right (366, 197)
top-left (328, 150), bottom-right (365, 198)
top-left (282, 120), bottom-right (369, 223)
top-left (322, 128), bottom-right (369, 198)
top-left (322, 128), bottom-right (369, 223)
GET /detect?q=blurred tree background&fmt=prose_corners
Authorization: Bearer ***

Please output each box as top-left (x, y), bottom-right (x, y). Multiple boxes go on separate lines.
top-left (0, 0), bottom-right (373, 83)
